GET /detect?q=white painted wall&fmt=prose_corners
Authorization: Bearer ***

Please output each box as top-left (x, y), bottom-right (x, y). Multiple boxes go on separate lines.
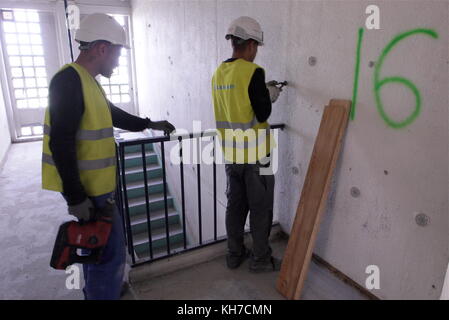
top-left (131, 0), bottom-right (448, 300)
top-left (0, 92), bottom-right (11, 168)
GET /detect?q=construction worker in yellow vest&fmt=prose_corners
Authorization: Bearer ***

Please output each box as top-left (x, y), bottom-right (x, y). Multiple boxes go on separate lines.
top-left (41, 13), bottom-right (174, 299)
top-left (212, 16), bottom-right (282, 272)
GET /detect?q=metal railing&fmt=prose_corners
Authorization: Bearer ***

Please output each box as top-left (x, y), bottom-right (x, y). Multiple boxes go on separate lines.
top-left (115, 124), bottom-right (285, 267)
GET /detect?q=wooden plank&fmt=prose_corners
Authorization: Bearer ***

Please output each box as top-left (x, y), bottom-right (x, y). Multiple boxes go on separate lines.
top-left (276, 99), bottom-right (351, 300)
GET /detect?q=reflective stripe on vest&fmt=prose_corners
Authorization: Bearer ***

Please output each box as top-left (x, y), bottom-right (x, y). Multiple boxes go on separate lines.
top-left (215, 116), bottom-right (259, 131)
top-left (212, 59), bottom-right (274, 163)
top-left (43, 124), bottom-right (114, 141)
top-left (41, 63), bottom-right (116, 196)
top-left (42, 153), bottom-right (116, 171)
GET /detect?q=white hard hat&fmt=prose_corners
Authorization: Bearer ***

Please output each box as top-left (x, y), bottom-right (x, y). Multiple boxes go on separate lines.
top-left (225, 16), bottom-right (264, 46)
top-left (75, 13), bottom-right (130, 49)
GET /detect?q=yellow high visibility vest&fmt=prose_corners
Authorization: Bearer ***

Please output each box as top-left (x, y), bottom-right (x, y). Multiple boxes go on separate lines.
top-left (42, 63), bottom-right (116, 196)
top-left (212, 58), bottom-right (274, 164)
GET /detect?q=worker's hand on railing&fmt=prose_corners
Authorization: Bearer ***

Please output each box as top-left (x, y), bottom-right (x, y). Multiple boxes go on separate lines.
top-left (148, 120), bottom-right (176, 135)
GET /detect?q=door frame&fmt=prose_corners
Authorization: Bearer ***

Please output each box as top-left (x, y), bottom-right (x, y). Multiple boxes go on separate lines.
top-left (0, 0), bottom-right (136, 142)
top-left (0, 1), bottom-right (67, 142)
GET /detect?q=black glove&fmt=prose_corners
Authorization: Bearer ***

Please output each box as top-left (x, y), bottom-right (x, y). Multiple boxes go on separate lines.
top-left (149, 120), bottom-right (176, 135)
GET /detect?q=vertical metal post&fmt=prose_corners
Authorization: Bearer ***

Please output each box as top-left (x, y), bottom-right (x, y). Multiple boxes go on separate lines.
top-left (63, 0), bottom-right (74, 62)
top-left (141, 143), bottom-right (154, 260)
top-left (213, 135), bottom-right (217, 241)
top-left (178, 137), bottom-right (187, 249)
top-left (115, 146), bottom-right (127, 247)
top-left (161, 141), bottom-right (170, 254)
top-left (119, 144), bottom-right (135, 265)
top-left (197, 137), bottom-right (202, 245)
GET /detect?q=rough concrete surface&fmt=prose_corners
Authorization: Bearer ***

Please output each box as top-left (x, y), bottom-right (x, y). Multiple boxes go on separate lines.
top-left (129, 237), bottom-right (369, 300)
top-left (0, 142), bottom-right (83, 299)
top-left (131, 0), bottom-right (449, 299)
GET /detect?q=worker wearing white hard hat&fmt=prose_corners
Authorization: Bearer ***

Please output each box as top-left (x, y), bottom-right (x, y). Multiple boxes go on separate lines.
top-left (75, 13), bottom-right (130, 49)
top-left (212, 16), bottom-right (283, 273)
top-left (42, 13), bottom-right (175, 300)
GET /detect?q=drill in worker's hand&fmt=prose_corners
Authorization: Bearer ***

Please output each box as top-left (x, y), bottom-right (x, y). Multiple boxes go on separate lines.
top-left (50, 199), bottom-right (115, 270)
top-left (266, 80), bottom-right (288, 103)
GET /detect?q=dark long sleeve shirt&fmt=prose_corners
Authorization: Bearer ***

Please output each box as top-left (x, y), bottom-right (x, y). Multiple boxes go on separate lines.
top-left (224, 58), bottom-right (272, 123)
top-left (48, 66), bottom-right (149, 205)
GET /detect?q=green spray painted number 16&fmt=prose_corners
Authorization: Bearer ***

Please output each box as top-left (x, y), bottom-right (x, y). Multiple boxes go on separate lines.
top-left (351, 28), bottom-right (439, 129)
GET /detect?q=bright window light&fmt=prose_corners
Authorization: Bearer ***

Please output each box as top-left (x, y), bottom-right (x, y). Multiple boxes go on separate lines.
top-left (120, 85), bottom-right (129, 93)
top-left (3, 9), bottom-right (50, 135)
top-left (12, 78), bottom-right (24, 88)
top-left (9, 56), bottom-right (21, 66)
top-left (110, 76), bottom-right (120, 85)
top-left (28, 23), bottom-right (40, 33)
top-left (16, 99), bottom-right (27, 109)
top-left (25, 78), bottom-right (36, 88)
top-left (111, 95), bottom-right (120, 103)
top-left (14, 11), bottom-right (27, 22)
top-left (28, 98), bottom-right (39, 108)
top-left (18, 34), bottom-right (30, 44)
top-left (3, 21), bottom-right (16, 33)
top-left (7, 45), bottom-right (19, 55)
top-left (30, 35), bottom-right (42, 44)
top-left (22, 56), bottom-right (33, 66)
top-left (27, 11), bottom-right (39, 23)
top-left (36, 78), bottom-right (47, 87)
top-left (33, 56), bottom-right (45, 66)
top-left (27, 88), bottom-right (37, 98)
top-left (16, 22), bottom-right (28, 33)
top-left (103, 86), bottom-right (110, 95)
top-left (21, 126), bottom-right (32, 136)
top-left (31, 45), bottom-right (43, 55)
top-left (35, 67), bottom-right (46, 77)
top-left (11, 68), bottom-right (23, 77)
top-left (111, 85), bottom-right (120, 94)
top-left (121, 94), bottom-right (130, 103)
top-left (39, 98), bottom-right (47, 108)
top-left (23, 67), bottom-right (34, 77)
top-left (2, 10), bottom-right (14, 20)
top-left (20, 45), bottom-right (32, 55)
top-left (38, 88), bottom-right (48, 97)
top-left (5, 33), bottom-right (18, 44)
top-left (14, 89), bottom-right (25, 99)
top-left (33, 125), bottom-right (43, 135)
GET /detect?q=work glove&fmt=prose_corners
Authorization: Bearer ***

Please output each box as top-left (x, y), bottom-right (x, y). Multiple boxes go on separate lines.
top-left (266, 80), bottom-right (282, 103)
top-left (68, 198), bottom-right (95, 222)
top-left (149, 120), bottom-right (176, 135)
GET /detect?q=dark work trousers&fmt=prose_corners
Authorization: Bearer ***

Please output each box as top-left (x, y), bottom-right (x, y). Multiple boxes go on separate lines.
top-left (225, 163), bottom-right (275, 262)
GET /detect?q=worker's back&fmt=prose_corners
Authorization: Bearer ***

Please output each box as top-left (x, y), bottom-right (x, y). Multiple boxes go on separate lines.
top-left (212, 59), bottom-right (272, 164)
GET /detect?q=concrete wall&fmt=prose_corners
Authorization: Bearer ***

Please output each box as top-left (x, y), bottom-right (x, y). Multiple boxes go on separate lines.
top-left (131, 0), bottom-right (448, 300)
top-left (0, 92), bottom-right (11, 169)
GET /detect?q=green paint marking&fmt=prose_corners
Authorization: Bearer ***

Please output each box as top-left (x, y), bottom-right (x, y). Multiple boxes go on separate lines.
top-left (351, 27), bottom-right (364, 121)
top-left (373, 28), bottom-right (438, 129)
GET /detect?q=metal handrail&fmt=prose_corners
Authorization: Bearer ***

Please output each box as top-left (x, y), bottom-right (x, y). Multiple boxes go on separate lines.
top-left (115, 124), bottom-right (285, 266)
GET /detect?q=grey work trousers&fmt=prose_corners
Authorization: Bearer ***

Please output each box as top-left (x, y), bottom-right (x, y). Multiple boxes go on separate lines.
top-left (225, 163), bottom-right (275, 262)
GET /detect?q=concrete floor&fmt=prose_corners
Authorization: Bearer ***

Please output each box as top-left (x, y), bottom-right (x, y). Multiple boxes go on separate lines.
top-left (128, 236), bottom-right (368, 300)
top-left (0, 141), bottom-right (83, 299)
top-left (0, 141), bottom-right (368, 300)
